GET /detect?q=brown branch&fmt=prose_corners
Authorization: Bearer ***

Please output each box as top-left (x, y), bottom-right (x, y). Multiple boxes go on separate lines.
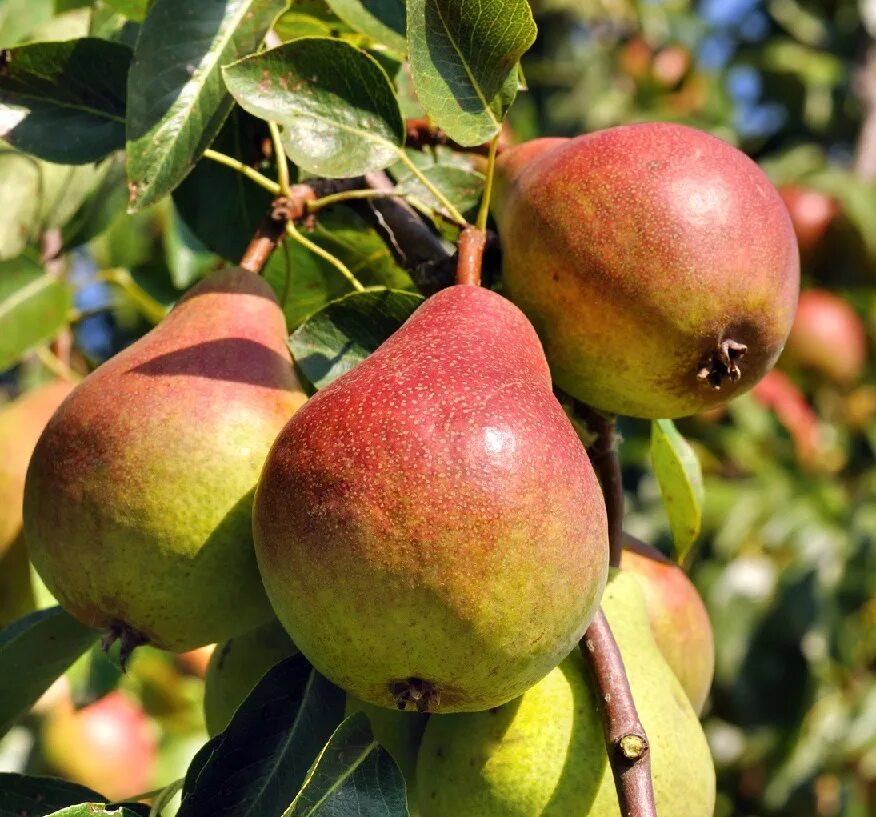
top-left (582, 611), bottom-right (658, 817)
top-left (854, 44), bottom-right (876, 180)
top-left (404, 118), bottom-right (512, 157)
top-left (456, 227), bottom-right (486, 286)
top-left (573, 402), bottom-right (658, 817)
top-left (576, 404), bottom-right (624, 566)
top-left (239, 179), bottom-right (361, 274)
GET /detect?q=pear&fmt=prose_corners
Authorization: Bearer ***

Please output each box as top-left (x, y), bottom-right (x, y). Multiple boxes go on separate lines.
top-left (204, 618), bottom-right (298, 736)
top-left (0, 380), bottom-right (74, 627)
top-left (347, 697), bottom-right (428, 816)
top-left (254, 285), bottom-right (608, 713)
top-left (416, 571), bottom-right (716, 817)
top-left (780, 289), bottom-right (867, 385)
top-left (42, 691), bottom-right (158, 802)
top-left (494, 123), bottom-right (800, 419)
top-left (620, 535), bottom-right (714, 714)
top-left (24, 268), bottom-right (306, 654)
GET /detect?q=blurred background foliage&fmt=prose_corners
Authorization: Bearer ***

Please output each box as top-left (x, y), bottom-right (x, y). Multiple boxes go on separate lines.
top-left (1, 1), bottom-right (876, 816)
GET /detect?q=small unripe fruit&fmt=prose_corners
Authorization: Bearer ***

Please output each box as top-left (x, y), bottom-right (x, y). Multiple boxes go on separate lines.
top-left (781, 289), bottom-right (867, 385)
top-left (42, 692), bottom-right (157, 801)
top-left (778, 185), bottom-right (839, 258)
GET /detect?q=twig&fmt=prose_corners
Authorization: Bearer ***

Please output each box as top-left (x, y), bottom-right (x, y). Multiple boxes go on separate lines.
top-left (576, 404), bottom-right (624, 566)
top-left (239, 208), bottom-right (288, 274)
top-left (456, 227), bottom-right (486, 286)
top-left (404, 118), bottom-right (511, 157)
top-left (582, 611), bottom-right (658, 817)
top-left (854, 45), bottom-right (876, 181)
top-left (574, 402), bottom-right (658, 817)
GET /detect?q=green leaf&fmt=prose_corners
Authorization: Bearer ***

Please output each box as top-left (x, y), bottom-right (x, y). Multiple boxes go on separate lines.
top-left (172, 109), bottom-right (272, 262)
top-left (391, 148), bottom-right (483, 216)
top-left (649, 419), bottom-right (704, 564)
top-left (102, 0), bottom-right (151, 21)
top-left (406, 0), bottom-right (536, 146)
top-left (42, 807), bottom-right (142, 817)
top-left (262, 208), bottom-right (415, 329)
top-left (0, 38), bottom-right (130, 164)
top-left (61, 152), bottom-right (128, 251)
top-left (0, 0), bottom-right (55, 48)
top-left (0, 256), bottom-right (72, 371)
top-left (164, 206), bottom-right (219, 289)
top-left (283, 713), bottom-right (408, 817)
top-left (126, 0), bottom-right (285, 210)
top-left (290, 288), bottom-right (422, 389)
top-left (324, 0), bottom-right (406, 52)
top-left (0, 775), bottom-right (150, 817)
top-left (0, 147), bottom-right (121, 260)
top-left (178, 655), bottom-right (346, 817)
top-left (0, 774), bottom-right (105, 817)
top-left (0, 607), bottom-right (98, 738)
top-left (222, 37), bottom-right (405, 178)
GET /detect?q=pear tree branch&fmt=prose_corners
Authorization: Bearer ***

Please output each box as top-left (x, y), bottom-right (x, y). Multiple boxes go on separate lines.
top-left (404, 117), bottom-right (512, 156)
top-left (576, 402), bottom-right (658, 817)
top-left (582, 612), bottom-right (658, 817)
top-left (577, 405), bottom-right (624, 566)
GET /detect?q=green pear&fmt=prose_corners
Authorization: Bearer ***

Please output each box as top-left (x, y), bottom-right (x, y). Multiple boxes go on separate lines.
top-left (0, 380), bottom-right (74, 627)
top-left (347, 696), bottom-right (428, 815)
top-left (24, 268), bottom-right (306, 654)
top-left (416, 571), bottom-right (716, 817)
top-left (620, 535), bottom-right (714, 714)
top-left (254, 285), bottom-right (608, 713)
top-left (494, 123), bottom-right (800, 419)
top-left (204, 618), bottom-right (298, 736)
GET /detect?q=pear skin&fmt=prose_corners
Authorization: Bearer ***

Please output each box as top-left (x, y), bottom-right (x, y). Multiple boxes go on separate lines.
top-left (204, 618), bottom-right (298, 736)
top-left (416, 571), bottom-right (716, 817)
top-left (254, 285), bottom-right (608, 713)
top-left (24, 268), bottom-right (306, 652)
top-left (620, 535), bottom-right (714, 714)
top-left (496, 123), bottom-right (800, 419)
top-left (0, 380), bottom-right (74, 627)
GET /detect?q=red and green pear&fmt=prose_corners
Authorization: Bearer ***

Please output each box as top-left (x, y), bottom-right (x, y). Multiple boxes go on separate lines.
top-left (42, 691), bottom-right (158, 802)
top-left (204, 618), bottom-right (298, 736)
top-left (254, 285), bottom-right (608, 713)
top-left (620, 535), bottom-right (714, 714)
top-left (0, 380), bottom-right (74, 627)
top-left (780, 289), bottom-right (867, 385)
top-left (494, 122), bottom-right (800, 418)
top-left (24, 268), bottom-right (306, 654)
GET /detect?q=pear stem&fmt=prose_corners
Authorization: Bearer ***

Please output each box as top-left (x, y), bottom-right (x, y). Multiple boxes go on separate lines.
top-left (577, 405), bottom-right (624, 566)
top-left (581, 611), bottom-right (658, 817)
top-left (456, 227), bottom-right (487, 286)
top-left (285, 221), bottom-right (365, 292)
top-left (395, 150), bottom-right (468, 227)
top-left (268, 121), bottom-right (292, 195)
top-left (476, 133), bottom-right (500, 232)
top-left (203, 149), bottom-right (281, 196)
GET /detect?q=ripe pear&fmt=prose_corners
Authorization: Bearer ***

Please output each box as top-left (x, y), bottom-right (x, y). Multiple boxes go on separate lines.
top-left (493, 123), bottom-right (800, 419)
top-left (0, 380), bottom-right (74, 627)
top-left (619, 535), bottom-right (714, 714)
top-left (204, 618), bottom-right (298, 736)
top-left (780, 289), bottom-right (867, 385)
top-left (42, 691), bottom-right (158, 802)
top-left (24, 268), bottom-right (306, 654)
top-left (346, 697), bottom-right (428, 815)
top-left (254, 285), bottom-right (609, 713)
top-left (417, 571), bottom-right (716, 817)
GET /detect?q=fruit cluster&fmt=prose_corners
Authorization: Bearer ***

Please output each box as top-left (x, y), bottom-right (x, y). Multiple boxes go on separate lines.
top-left (13, 122), bottom-right (800, 816)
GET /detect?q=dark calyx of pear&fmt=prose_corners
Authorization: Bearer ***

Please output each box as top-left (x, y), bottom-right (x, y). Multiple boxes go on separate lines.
top-left (24, 268), bottom-right (306, 659)
top-left (254, 285), bottom-right (609, 714)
